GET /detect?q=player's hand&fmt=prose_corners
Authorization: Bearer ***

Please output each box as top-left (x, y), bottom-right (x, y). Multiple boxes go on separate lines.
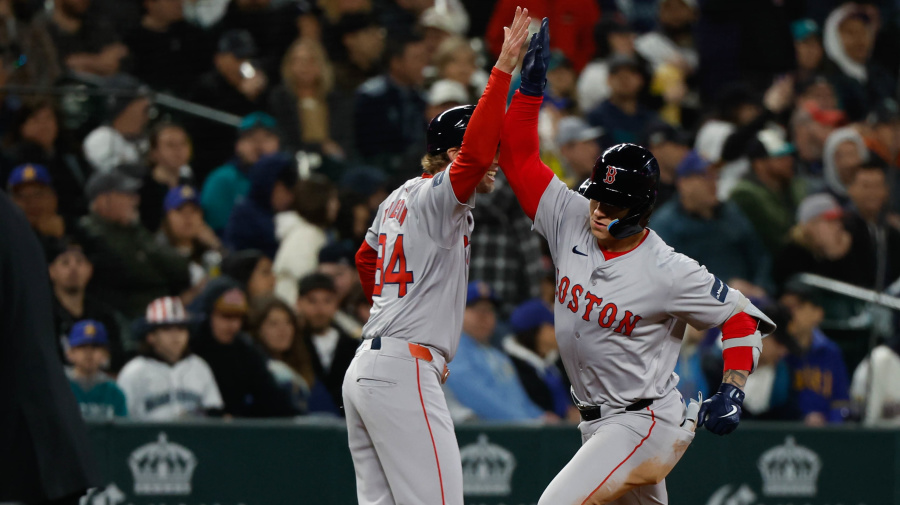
top-left (495, 6), bottom-right (531, 74)
top-left (697, 383), bottom-right (744, 435)
top-left (519, 17), bottom-right (550, 97)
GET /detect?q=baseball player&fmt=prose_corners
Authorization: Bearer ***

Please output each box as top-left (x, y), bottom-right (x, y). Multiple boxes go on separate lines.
top-left (342, 7), bottom-right (531, 505)
top-left (499, 21), bottom-right (776, 504)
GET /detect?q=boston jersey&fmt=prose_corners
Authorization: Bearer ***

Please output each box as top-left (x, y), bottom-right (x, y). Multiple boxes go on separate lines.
top-left (361, 170), bottom-right (475, 361)
top-left (535, 178), bottom-right (745, 407)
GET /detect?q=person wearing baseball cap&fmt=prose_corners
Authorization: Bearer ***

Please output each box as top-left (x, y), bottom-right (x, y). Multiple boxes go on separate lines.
top-left (503, 298), bottom-right (574, 421)
top-left (645, 121), bottom-right (691, 207)
top-left (555, 117), bottom-right (602, 186)
top-left (6, 163), bottom-right (71, 241)
top-left (200, 111), bottom-right (281, 233)
top-left (80, 167), bottom-right (191, 320)
top-left (444, 281), bottom-right (546, 421)
top-left (158, 185), bottom-right (223, 292)
top-left (117, 296), bottom-right (223, 419)
top-left (190, 277), bottom-right (297, 417)
top-left (65, 320), bottom-right (128, 420)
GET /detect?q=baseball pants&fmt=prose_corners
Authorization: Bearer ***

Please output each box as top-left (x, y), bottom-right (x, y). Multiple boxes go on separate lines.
top-left (343, 337), bottom-right (463, 505)
top-left (538, 388), bottom-right (696, 505)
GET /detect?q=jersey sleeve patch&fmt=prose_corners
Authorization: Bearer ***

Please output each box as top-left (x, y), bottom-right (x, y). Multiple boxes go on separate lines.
top-left (433, 171), bottom-right (445, 187)
top-left (710, 277), bottom-right (729, 303)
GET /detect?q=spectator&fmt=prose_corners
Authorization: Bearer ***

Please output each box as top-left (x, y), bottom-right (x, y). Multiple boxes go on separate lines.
top-left (273, 175), bottom-right (339, 305)
top-left (200, 112), bottom-right (281, 233)
top-left (851, 341), bottom-right (900, 426)
top-left (425, 79), bottom-right (469, 122)
top-left (791, 20), bottom-right (825, 84)
top-left (729, 129), bottom-right (807, 255)
top-left (0, 1), bottom-right (60, 88)
top-left (221, 249), bottom-right (276, 304)
top-left (65, 320), bottom-right (127, 420)
top-left (37, 0), bottom-right (127, 76)
top-left (469, 168), bottom-right (544, 318)
top-left (316, 243), bottom-right (364, 338)
top-left (782, 287), bottom-right (851, 425)
top-left (741, 304), bottom-right (798, 420)
top-left (212, 0), bottom-right (301, 78)
top-left (673, 325), bottom-right (711, 404)
top-left (653, 151), bottom-right (772, 296)
top-left (586, 55), bottom-right (659, 149)
top-left (353, 33), bottom-right (428, 176)
top-left (444, 281), bottom-right (545, 421)
top-left (790, 83), bottom-right (844, 183)
top-left (48, 238), bottom-right (126, 372)
top-left (139, 123), bottom-right (194, 232)
top-left (193, 29), bottom-right (268, 117)
top-left (577, 19), bottom-right (641, 114)
top-left (542, 51), bottom-right (578, 114)
top-left (634, 0), bottom-right (698, 75)
top-left (773, 193), bottom-right (854, 292)
top-left (645, 121), bottom-right (690, 206)
top-left (156, 185), bottom-right (223, 303)
top-left (124, 0), bottom-right (212, 96)
top-left (1, 98), bottom-right (90, 217)
top-left (190, 277), bottom-right (297, 417)
top-left (183, 0), bottom-right (229, 29)
top-left (267, 38), bottom-right (344, 157)
top-left (485, 0), bottom-right (599, 72)
top-left (432, 35), bottom-right (486, 100)
top-left (841, 158), bottom-right (900, 290)
top-left (822, 125), bottom-right (866, 200)
top-left (7, 163), bottom-right (72, 243)
top-left (249, 296), bottom-right (335, 414)
top-left (502, 298), bottom-right (575, 422)
top-left (82, 75), bottom-right (151, 175)
top-left (330, 13), bottom-right (386, 94)
top-left (823, 4), bottom-right (897, 121)
top-left (418, 0), bottom-right (469, 61)
top-left (295, 273), bottom-right (357, 416)
top-left (224, 152), bottom-right (298, 258)
top-left (78, 170), bottom-right (190, 319)
top-left (117, 296), bottom-right (223, 419)
top-left (554, 116), bottom-right (601, 187)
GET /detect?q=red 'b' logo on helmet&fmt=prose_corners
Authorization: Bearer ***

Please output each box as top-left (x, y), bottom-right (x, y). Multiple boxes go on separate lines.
top-left (604, 166), bottom-right (617, 184)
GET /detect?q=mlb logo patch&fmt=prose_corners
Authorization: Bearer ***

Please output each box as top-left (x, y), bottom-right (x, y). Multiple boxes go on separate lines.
top-left (710, 277), bottom-right (729, 303)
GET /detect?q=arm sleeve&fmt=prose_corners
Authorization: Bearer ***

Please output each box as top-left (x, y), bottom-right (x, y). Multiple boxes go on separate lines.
top-left (665, 260), bottom-right (741, 331)
top-left (448, 67), bottom-right (512, 203)
top-left (499, 91), bottom-right (556, 221)
top-left (356, 240), bottom-right (377, 304)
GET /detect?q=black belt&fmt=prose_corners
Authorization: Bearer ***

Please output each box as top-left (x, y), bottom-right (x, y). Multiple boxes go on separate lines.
top-left (577, 398), bottom-right (654, 422)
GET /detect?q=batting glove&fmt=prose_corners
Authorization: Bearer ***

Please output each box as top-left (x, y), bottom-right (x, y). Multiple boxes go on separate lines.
top-left (698, 383), bottom-right (745, 436)
top-left (519, 18), bottom-right (550, 97)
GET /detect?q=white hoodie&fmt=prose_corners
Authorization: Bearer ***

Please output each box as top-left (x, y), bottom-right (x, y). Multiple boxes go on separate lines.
top-left (822, 126), bottom-right (868, 196)
top-left (823, 4), bottom-right (870, 83)
top-left (273, 211), bottom-right (327, 305)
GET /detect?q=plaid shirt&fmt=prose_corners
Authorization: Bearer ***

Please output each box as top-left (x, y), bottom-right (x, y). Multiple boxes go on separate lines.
top-left (470, 173), bottom-right (545, 317)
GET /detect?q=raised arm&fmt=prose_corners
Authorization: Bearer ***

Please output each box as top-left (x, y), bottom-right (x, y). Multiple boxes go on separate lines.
top-left (499, 18), bottom-right (555, 221)
top-left (448, 6), bottom-right (530, 203)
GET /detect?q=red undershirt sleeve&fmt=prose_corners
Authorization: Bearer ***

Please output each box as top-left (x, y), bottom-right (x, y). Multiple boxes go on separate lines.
top-left (355, 240), bottom-right (377, 304)
top-left (499, 91), bottom-right (555, 221)
top-left (448, 67), bottom-right (512, 203)
top-left (721, 312), bottom-right (758, 372)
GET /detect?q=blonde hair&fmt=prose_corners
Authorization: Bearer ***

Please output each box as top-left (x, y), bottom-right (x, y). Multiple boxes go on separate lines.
top-left (420, 152), bottom-right (451, 175)
top-left (281, 39), bottom-right (335, 98)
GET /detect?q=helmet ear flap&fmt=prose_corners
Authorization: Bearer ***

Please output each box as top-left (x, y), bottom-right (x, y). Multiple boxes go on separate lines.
top-left (607, 201), bottom-right (650, 239)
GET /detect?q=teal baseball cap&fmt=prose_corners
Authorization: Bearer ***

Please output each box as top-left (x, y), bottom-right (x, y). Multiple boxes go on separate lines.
top-left (791, 19), bottom-right (819, 41)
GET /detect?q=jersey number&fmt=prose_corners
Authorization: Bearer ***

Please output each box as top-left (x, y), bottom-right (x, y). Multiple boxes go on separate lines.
top-left (373, 233), bottom-right (414, 297)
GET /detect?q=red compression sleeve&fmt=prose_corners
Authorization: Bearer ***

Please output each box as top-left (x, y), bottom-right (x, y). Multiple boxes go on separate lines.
top-left (355, 240), bottom-right (377, 304)
top-left (499, 91), bottom-right (555, 220)
top-left (448, 67), bottom-right (512, 203)
top-left (721, 312), bottom-right (758, 372)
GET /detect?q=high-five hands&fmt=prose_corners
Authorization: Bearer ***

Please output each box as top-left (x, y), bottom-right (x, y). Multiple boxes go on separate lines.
top-left (519, 17), bottom-right (550, 97)
top-left (495, 7), bottom-right (531, 74)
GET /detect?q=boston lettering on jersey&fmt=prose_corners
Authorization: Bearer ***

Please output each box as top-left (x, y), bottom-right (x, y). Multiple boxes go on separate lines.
top-left (382, 198), bottom-right (409, 225)
top-left (556, 274), bottom-right (642, 336)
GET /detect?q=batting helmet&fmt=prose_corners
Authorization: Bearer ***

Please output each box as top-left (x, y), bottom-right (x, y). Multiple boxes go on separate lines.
top-left (578, 143), bottom-right (660, 239)
top-left (426, 105), bottom-right (475, 155)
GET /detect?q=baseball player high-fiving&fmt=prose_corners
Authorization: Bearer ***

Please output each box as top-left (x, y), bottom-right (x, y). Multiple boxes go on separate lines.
top-left (342, 7), bottom-right (531, 505)
top-left (500, 21), bottom-right (776, 504)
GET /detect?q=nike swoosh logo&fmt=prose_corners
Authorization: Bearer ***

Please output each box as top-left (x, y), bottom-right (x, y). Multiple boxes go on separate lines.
top-left (572, 245), bottom-right (588, 256)
top-left (720, 405), bottom-right (738, 418)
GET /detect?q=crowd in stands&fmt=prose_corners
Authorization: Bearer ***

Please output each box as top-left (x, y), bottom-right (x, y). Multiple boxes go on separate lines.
top-left (2, 0), bottom-right (900, 427)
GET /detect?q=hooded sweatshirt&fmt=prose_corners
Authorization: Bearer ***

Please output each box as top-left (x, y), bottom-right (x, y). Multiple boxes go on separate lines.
top-left (822, 126), bottom-right (868, 197)
top-left (189, 277), bottom-right (298, 417)
top-left (224, 153), bottom-right (297, 257)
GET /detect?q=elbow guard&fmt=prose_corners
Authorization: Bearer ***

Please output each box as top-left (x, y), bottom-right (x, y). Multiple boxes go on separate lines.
top-left (721, 294), bottom-right (776, 373)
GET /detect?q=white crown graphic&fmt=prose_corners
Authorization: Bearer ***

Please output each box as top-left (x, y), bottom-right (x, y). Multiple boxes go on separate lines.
top-left (128, 432), bottom-right (197, 495)
top-left (757, 436), bottom-right (821, 497)
top-left (460, 434), bottom-right (516, 496)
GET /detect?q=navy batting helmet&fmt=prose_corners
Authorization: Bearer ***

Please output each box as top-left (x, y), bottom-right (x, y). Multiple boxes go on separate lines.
top-left (578, 143), bottom-right (660, 239)
top-left (426, 105), bottom-right (475, 155)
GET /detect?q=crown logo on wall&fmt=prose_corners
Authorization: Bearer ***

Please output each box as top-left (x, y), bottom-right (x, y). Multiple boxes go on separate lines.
top-left (758, 436), bottom-right (821, 497)
top-left (460, 434), bottom-right (516, 496)
top-left (128, 433), bottom-right (197, 495)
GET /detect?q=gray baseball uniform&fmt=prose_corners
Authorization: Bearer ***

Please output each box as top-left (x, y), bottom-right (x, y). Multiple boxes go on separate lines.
top-left (532, 178), bottom-right (774, 504)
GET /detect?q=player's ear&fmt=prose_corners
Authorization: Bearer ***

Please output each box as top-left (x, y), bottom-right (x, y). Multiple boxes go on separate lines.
top-left (446, 147), bottom-right (460, 161)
